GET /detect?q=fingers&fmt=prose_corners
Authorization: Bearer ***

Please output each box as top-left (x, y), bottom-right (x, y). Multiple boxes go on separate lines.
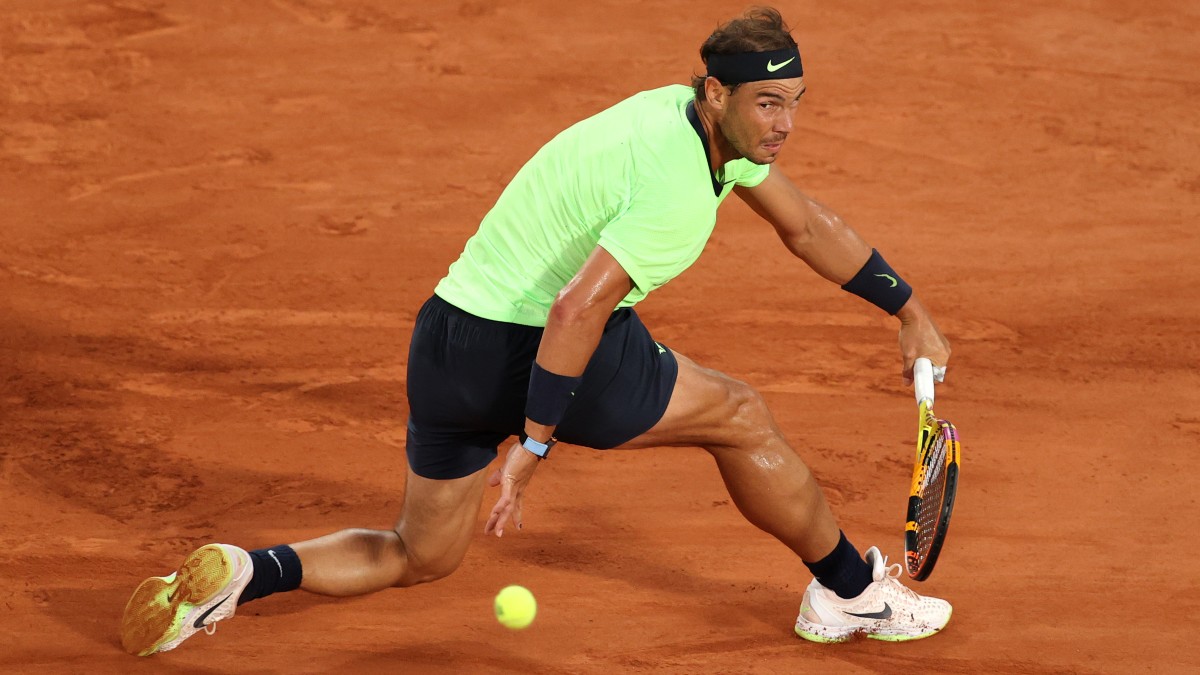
top-left (484, 441), bottom-right (538, 537)
top-left (485, 494), bottom-right (512, 537)
top-left (490, 507), bottom-right (509, 537)
top-left (898, 324), bottom-right (951, 386)
top-left (485, 474), bottom-right (521, 538)
top-left (484, 499), bottom-right (501, 535)
top-left (484, 472), bottom-right (513, 536)
top-left (901, 353), bottom-right (918, 386)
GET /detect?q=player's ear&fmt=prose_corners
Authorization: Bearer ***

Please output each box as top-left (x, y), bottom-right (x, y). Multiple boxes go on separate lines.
top-left (704, 76), bottom-right (728, 110)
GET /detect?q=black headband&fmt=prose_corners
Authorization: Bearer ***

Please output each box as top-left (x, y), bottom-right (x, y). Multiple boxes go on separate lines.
top-left (705, 47), bottom-right (803, 84)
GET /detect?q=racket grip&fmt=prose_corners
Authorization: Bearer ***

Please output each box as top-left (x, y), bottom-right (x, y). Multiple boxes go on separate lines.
top-left (914, 357), bottom-right (936, 405)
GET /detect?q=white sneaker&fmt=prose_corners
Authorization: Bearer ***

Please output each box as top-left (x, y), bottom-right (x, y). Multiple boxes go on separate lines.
top-left (121, 543), bottom-right (253, 656)
top-left (795, 546), bottom-right (952, 643)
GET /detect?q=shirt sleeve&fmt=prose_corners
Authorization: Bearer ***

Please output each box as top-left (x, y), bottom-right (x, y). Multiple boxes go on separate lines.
top-left (732, 160), bottom-right (770, 188)
top-left (597, 185), bottom-right (710, 294)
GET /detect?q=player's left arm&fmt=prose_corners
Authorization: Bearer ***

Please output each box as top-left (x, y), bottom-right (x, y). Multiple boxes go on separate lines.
top-left (735, 167), bottom-right (950, 381)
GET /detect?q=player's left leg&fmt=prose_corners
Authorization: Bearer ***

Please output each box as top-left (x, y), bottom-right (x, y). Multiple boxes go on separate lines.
top-left (614, 350), bottom-right (951, 642)
top-left (615, 351), bottom-right (842, 562)
top-left (556, 312), bottom-right (844, 564)
top-left (553, 306), bottom-right (950, 642)
top-left (617, 351), bottom-right (951, 640)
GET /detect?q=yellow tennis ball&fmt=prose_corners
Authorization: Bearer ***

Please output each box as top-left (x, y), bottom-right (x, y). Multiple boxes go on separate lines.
top-left (494, 585), bottom-right (537, 630)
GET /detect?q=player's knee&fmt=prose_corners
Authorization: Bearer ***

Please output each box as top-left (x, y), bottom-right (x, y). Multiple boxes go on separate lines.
top-left (707, 377), bottom-right (773, 447)
top-left (728, 378), bottom-right (769, 428)
top-left (394, 545), bottom-right (465, 587)
top-left (396, 560), bottom-right (460, 587)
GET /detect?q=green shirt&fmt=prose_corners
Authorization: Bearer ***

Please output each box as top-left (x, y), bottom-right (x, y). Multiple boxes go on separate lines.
top-left (434, 84), bottom-right (770, 326)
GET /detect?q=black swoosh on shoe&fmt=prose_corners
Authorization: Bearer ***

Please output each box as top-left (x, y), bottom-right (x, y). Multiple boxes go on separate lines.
top-left (192, 595), bottom-right (232, 629)
top-left (844, 603), bottom-right (892, 620)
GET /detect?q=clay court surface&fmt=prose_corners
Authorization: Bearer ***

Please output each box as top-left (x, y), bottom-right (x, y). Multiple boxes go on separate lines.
top-left (2, 1), bottom-right (1198, 672)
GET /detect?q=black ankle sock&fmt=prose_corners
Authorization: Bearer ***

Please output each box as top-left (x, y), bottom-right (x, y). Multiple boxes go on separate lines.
top-left (802, 531), bottom-right (873, 599)
top-left (237, 545), bottom-right (303, 606)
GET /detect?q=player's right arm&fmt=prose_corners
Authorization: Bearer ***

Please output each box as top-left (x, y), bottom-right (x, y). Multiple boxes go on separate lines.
top-left (484, 246), bottom-right (633, 538)
top-left (527, 245), bottom-right (634, 440)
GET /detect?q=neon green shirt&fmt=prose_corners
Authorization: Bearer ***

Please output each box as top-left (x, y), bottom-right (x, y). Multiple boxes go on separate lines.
top-left (434, 84), bottom-right (770, 326)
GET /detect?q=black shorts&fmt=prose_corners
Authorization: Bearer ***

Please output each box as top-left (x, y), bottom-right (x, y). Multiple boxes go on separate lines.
top-left (405, 294), bottom-right (678, 479)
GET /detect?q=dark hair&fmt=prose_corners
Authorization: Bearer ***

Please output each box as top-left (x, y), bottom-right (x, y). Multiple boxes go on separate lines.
top-left (691, 7), bottom-right (798, 101)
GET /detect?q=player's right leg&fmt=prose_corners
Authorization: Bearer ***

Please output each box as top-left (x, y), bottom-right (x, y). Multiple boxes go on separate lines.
top-left (122, 295), bottom-right (532, 655)
top-left (291, 465), bottom-right (490, 594)
top-left (120, 464), bottom-right (490, 656)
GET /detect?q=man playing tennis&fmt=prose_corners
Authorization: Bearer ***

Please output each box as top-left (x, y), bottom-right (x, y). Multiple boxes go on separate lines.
top-left (122, 7), bottom-right (953, 654)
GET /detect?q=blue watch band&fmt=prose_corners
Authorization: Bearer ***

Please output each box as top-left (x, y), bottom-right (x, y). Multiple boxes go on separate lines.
top-left (520, 434), bottom-right (554, 459)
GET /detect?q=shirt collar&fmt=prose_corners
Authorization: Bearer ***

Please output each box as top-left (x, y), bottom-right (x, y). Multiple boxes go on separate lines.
top-left (685, 100), bottom-right (729, 197)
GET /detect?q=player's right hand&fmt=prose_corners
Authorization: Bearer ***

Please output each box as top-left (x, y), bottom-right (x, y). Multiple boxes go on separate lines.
top-left (484, 440), bottom-right (540, 538)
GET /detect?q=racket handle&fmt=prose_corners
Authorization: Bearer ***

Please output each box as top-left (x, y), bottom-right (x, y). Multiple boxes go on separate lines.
top-left (914, 357), bottom-right (936, 405)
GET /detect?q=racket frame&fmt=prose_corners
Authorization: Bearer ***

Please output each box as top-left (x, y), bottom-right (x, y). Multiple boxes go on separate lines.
top-left (904, 358), bottom-right (961, 581)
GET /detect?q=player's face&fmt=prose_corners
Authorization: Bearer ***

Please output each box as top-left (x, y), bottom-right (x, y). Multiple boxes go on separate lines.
top-left (720, 77), bottom-right (806, 164)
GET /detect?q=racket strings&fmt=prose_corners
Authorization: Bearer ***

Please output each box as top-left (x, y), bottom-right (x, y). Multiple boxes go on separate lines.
top-left (915, 431), bottom-right (949, 556)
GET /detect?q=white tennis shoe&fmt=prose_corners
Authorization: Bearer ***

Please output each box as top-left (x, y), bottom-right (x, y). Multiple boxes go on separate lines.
top-left (121, 543), bottom-right (253, 656)
top-left (795, 546), bottom-right (952, 642)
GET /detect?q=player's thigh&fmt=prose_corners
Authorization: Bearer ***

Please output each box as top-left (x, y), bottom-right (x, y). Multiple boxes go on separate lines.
top-left (617, 350), bottom-right (754, 450)
top-left (393, 464), bottom-right (489, 576)
top-left (553, 308), bottom-right (677, 449)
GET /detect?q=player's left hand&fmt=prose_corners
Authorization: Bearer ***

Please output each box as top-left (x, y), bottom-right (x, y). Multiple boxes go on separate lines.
top-left (484, 440), bottom-right (541, 537)
top-left (896, 295), bottom-right (951, 384)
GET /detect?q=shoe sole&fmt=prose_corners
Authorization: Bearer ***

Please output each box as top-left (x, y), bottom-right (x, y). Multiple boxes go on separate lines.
top-left (794, 606), bottom-right (952, 643)
top-left (120, 544), bottom-right (238, 656)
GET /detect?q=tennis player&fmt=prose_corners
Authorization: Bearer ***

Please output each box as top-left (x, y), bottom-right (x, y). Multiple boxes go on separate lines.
top-left (121, 7), bottom-right (953, 655)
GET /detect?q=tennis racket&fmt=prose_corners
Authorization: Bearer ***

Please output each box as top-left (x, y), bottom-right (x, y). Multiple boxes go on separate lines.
top-left (904, 357), bottom-right (961, 581)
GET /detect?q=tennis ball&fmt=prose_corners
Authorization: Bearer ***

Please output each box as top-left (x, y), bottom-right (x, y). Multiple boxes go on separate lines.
top-left (494, 585), bottom-right (537, 630)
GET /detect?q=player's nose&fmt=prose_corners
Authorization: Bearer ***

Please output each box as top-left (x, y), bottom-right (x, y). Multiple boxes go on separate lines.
top-left (775, 109), bottom-right (796, 134)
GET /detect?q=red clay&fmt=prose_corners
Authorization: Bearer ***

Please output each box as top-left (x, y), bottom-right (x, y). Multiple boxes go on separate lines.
top-left (2, 1), bottom-right (1197, 673)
